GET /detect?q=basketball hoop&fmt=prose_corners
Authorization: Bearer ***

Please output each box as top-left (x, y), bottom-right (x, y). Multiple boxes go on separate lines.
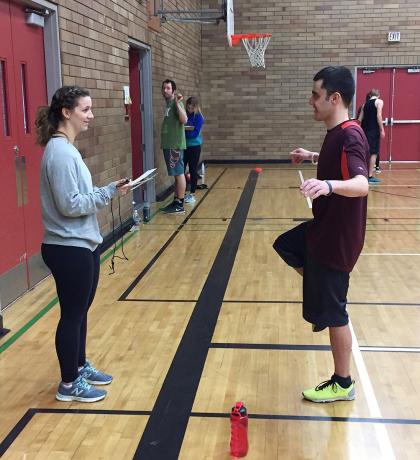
top-left (231, 33), bottom-right (272, 68)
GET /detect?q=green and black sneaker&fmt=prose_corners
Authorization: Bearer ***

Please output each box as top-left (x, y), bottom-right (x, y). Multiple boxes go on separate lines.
top-left (302, 379), bottom-right (355, 403)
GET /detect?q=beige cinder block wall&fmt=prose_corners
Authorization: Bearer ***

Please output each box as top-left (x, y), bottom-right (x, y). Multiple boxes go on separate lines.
top-left (56, 0), bottom-right (202, 232)
top-left (200, 0), bottom-right (420, 161)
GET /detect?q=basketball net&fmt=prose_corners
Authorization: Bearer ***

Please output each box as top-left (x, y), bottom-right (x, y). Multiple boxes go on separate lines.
top-left (231, 33), bottom-right (272, 68)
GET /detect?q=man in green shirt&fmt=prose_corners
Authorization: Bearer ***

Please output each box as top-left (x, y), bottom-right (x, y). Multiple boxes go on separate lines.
top-left (161, 79), bottom-right (188, 214)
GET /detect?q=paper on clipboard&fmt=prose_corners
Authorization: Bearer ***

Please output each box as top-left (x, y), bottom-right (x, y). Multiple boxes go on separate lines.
top-left (131, 168), bottom-right (157, 187)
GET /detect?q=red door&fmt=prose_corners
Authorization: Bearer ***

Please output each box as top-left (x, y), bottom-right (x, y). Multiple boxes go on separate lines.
top-left (129, 48), bottom-right (143, 179)
top-left (356, 67), bottom-right (420, 162)
top-left (391, 69), bottom-right (420, 161)
top-left (0, 0), bottom-right (47, 306)
top-left (356, 68), bottom-right (392, 161)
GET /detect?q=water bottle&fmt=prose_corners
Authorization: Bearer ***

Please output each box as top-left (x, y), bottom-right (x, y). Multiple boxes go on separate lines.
top-left (201, 162), bottom-right (205, 183)
top-left (143, 201), bottom-right (150, 223)
top-left (132, 202), bottom-right (141, 227)
top-left (230, 402), bottom-right (248, 457)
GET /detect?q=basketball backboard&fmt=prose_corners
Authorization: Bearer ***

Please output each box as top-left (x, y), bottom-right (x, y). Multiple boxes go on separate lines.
top-left (226, 0), bottom-right (234, 46)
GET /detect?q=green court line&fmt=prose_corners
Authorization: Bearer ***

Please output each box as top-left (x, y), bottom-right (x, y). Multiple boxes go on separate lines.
top-left (0, 227), bottom-right (141, 356)
top-left (0, 196), bottom-right (190, 355)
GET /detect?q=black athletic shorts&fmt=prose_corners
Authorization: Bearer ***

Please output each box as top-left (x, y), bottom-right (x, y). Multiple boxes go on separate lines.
top-left (273, 222), bottom-right (350, 331)
top-left (364, 129), bottom-right (380, 155)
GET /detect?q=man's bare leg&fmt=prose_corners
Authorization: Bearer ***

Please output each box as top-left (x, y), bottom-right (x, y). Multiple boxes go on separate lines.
top-left (369, 154), bottom-right (377, 177)
top-left (329, 324), bottom-right (352, 378)
top-left (174, 174), bottom-right (186, 200)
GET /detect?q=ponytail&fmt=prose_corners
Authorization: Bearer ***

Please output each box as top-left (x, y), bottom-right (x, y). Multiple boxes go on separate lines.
top-left (35, 106), bottom-right (57, 146)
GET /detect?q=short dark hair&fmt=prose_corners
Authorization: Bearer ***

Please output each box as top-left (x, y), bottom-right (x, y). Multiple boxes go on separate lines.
top-left (162, 79), bottom-right (176, 92)
top-left (313, 66), bottom-right (355, 107)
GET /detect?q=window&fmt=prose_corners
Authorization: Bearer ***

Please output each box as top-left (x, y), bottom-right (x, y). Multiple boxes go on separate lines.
top-left (0, 60), bottom-right (10, 136)
top-left (20, 63), bottom-right (29, 134)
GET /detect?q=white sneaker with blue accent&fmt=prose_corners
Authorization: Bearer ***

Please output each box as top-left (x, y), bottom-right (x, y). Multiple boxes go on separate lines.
top-left (79, 360), bottom-right (113, 385)
top-left (184, 193), bottom-right (196, 204)
top-left (56, 376), bottom-right (107, 402)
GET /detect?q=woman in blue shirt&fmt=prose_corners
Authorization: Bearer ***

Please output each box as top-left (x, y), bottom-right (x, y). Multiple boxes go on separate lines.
top-left (184, 97), bottom-right (204, 203)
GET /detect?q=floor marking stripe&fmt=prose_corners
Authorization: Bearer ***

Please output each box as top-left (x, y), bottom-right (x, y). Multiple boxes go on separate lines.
top-left (369, 206), bottom-right (420, 209)
top-left (349, 321), bottom-right (396, 459)
top-left (360, 346), bottom-right (420, 353)
top-left (361, 253), bottom-right (420, 256)
top-left (133, 170), bottom-right (258, 459)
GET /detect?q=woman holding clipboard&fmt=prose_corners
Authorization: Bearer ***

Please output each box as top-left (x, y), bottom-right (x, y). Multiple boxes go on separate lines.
top-left (36, 86), bottom-right (131, 402)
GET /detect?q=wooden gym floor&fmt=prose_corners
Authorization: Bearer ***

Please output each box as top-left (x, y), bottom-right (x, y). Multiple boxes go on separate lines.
top-left (1, 164), bottom-right (420, 459)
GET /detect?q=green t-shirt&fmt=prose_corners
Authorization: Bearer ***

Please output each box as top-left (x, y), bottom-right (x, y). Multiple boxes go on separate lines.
top-left (161, 99), bottom-right (187, 150)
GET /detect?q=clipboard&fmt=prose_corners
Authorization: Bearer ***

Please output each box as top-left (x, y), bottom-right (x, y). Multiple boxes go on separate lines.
top-left (130, 168), bottom-right (157, 191)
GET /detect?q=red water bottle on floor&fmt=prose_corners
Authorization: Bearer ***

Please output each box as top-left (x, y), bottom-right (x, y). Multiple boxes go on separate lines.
top-left (230, 401), bottom-right (248, 457)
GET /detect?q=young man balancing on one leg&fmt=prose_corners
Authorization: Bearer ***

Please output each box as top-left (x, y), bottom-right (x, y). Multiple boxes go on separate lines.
top-left (274, 66), bottom-right (370, 403)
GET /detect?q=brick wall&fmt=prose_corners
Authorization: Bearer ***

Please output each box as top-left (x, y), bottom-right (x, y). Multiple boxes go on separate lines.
top-left (200, 0), bottom-right (420, 161)
top-left (56, 0), bottom-right (202, 233)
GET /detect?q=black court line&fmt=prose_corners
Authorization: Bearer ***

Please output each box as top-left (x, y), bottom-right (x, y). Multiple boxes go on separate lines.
top-left (121, 299), bottom-right (420, 308)
top-left (119, 169), bottom-right (226, 300)
top-left (3, 405), bottom-right (419, 456)
top-left (190, 412), bottom-right (420, 425)
top-left (133, 171), bottom-right (258, 459)
top-left (34, 408), bottom-right (152, 415)
top-left (119, 298), bottom-right (197, 303)
top-left (0, 410), bottom-right (36, 457)
top-left (210, 343), bottom-right (331, 351)
top-left (210, 343), bottom-right (420, 353)
top-left (222, 299), bottom-right (420, 307)
top-left (189, 216), bottom-right (231, 220)
top-left (0, 409), bottom-right (152, 456)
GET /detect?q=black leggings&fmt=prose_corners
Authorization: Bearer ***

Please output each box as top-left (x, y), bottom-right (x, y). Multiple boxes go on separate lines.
top-left (42, 244), bottom-right (100, 382)
top-left (184, 145), bottom-right (201, 193)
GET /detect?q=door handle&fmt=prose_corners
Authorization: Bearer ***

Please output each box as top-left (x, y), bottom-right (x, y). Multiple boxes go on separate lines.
top-left (15, 155), bottom-right (23, 207)
top-left (392, 120), bottom-right (420, 124)
top-left (21, 155), bottom-right (28, 205)
top-left (13, 146), bottom-right (27, 206)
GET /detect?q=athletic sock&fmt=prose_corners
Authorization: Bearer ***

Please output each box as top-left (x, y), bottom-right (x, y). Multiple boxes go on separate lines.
top-left (332, 373), bottom-right (352, 388)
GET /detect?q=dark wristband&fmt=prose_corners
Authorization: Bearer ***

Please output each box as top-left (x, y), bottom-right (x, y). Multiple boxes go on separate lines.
top-left (325, 180), bottom-right (333, 196)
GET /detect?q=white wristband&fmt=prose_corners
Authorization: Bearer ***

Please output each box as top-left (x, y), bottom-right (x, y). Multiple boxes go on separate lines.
top-left (311, 153), bottom-right (318, 165)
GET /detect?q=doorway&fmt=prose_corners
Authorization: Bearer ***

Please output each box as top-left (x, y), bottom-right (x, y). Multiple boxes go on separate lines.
top-left (0, 0), bottom-right (60, 308)
top-left (128, 40), bottom-right (155, 206)
top-left (356, 67), bottom-right (420, 162)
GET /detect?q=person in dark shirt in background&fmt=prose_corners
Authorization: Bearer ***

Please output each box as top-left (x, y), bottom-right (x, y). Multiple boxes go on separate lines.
top-left (273, 66), bottom-right (369, 403)
top-left (358, 89), bottom-right (385, 183)
top-left (184, 97), bottom-right (204, 204)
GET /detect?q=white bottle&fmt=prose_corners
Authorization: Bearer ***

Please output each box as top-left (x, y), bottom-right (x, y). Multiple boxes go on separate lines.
top-left (200, 162), bottom-right (205, 183)
top-left (132, 202), bottom-right (141, 227)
